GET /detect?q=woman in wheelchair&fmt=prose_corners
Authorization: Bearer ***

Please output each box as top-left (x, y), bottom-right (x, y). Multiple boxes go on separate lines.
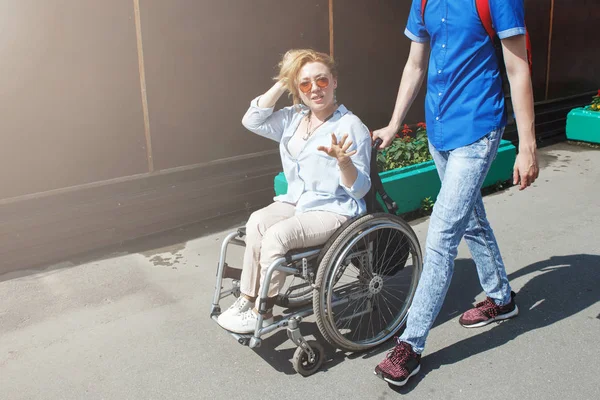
top-left (216, 49), bottom-right (373, 334)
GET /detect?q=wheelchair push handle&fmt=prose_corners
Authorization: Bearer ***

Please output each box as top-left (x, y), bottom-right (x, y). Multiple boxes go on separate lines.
top-left (372, 137), bottom-right (383, 150)
top-left (367, 135), bottom-right (398, 214)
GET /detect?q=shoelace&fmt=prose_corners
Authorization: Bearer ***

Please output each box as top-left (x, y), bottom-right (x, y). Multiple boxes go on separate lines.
top-left (235, 299), bottom-right (247, 311)
top-left (476, 297), bottom-right (499, 318)
top-left (240, 308), bottom-right (272, 322)
top-left (240, 310), bottom-right (257, 321)
top-left (231, 297), bottom-right (250, 312)
top-left (388, 341), bottom-right (412, 366)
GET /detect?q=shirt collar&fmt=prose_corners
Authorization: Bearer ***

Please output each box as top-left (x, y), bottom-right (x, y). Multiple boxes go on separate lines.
top-left (300, 104), bottom-right (348, 117)
top-left (336, 104), bottom-right (348, 116)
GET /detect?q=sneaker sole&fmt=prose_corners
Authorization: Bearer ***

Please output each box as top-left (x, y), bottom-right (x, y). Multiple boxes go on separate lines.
top-left (374, 364), bottom-right (421, 387)
top-left (460, 305), bottom-right (519, 328)
top-left (219, 318), bottom-right (275, 334)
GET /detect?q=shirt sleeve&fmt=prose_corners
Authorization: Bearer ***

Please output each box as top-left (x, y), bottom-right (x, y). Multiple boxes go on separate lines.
top-left (489, 0), bottom-right (526, 39)
top-left (337, 122), bottom-right (372, 200)
top-left (405, 0), bottom-right (430, 43)
top-left (241, 96), bottom-right (295, 143)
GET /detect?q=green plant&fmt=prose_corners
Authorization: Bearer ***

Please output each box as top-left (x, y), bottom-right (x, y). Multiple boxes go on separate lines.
top-left (421, 196), bottom-right (434, 213)
top-left (586, 89), bottom-right (600, 111)
top-left (376, 123), bottom-right (433, 172)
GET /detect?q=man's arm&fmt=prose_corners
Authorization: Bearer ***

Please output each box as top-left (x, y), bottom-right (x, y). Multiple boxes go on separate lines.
top-left (372, 41), bottom-right (430, 148)
top-left (501, 34), bottom-right (539, 190)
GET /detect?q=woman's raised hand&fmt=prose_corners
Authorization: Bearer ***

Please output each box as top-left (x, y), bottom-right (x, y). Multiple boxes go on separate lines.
top-left (317, 133), bottom-right (357, 165)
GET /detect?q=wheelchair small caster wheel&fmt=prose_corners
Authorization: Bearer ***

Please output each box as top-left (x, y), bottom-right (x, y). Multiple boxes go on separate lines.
top-left (292, 340), bottom-right (325, 377)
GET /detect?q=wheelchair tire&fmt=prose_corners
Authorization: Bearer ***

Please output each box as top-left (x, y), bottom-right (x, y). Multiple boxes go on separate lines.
top-left (292, 340), bottom-right (325, 377)
top-left (312, 213), bottom-right (422, 353)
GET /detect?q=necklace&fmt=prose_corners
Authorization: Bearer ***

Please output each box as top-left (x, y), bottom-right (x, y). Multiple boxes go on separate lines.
top-left (302, 108), bottom-right (337, 141)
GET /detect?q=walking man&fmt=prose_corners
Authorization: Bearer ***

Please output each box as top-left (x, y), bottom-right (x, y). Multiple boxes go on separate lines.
top-left (372, 0), bottom-right (539, 386)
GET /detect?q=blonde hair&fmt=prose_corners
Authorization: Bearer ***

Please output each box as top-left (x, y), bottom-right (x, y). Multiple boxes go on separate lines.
top-left (275, 49), bottom-right (337, 106)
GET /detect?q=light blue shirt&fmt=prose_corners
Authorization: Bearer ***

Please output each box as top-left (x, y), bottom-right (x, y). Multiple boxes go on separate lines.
top-left (405, 0), bottom-right (526, 151)
top-left (242, 97), bottom-right (372, 217)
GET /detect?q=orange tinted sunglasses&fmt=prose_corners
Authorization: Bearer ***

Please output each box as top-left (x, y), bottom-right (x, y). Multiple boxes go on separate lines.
top-left (298, 77), bottom-right (330, 94)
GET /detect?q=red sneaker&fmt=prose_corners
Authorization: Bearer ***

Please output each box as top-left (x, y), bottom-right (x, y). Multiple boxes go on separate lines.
top-left (459, 291), bottom-right (518, 328)
top-left (374, 340), bottom-right (421, 386)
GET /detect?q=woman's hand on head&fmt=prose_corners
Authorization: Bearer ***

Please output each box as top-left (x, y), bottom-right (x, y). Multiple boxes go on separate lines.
top-left (275, 78), bottom-right (288, 89)
top-left (317, 133), bottom-right (357, 164)
top-left (257, 80), bottom-right (288, 108)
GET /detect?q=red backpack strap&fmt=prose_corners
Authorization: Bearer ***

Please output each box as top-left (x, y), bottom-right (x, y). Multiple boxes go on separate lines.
top-left (475, 0), bottom-right (496, 40)
top-left (525, 30), bottom-right (533, 73)
top-left (478, 0), bottom-right (533, 74)
top-left (421, 0), bottom-right (428, 21)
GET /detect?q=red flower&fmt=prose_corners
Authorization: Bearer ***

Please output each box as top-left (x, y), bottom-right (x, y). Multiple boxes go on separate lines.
top-left (417, 122), bottom-right (427, 129)
top-left (395, 133), bottom-right (401, 138)
top-left (401, 123), bottom-right (412, 136)
top-left (597, 89), bottom-right (600, 97)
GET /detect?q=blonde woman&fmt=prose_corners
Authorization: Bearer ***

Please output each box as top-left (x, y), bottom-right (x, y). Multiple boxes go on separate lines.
top-left (217, 49), bottom-right (372, 334)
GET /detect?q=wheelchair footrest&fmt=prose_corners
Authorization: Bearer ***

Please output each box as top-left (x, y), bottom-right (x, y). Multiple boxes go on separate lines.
top-left (210, 314), bottom-right (252, 346)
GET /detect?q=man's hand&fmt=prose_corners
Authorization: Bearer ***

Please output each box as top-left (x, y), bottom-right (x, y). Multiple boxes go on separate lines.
top-left (513, 143), bottom-right (539, 190)
top-left (318, 133), bottom-right (357, 164)
top-left (372, 125), bottom-right (398, 149)
top-left (502, 35), bottom-right (539, 191)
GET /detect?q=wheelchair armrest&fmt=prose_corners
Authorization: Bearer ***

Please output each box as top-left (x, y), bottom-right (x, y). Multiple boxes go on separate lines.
top-left (284, 247), bottom-right (322, 264)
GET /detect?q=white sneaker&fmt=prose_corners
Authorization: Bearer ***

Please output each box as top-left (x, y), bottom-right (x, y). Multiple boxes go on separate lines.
top-left (218, 296), bottom-right (254, 321)
top-left (218, 309), bottom-right (274, 334)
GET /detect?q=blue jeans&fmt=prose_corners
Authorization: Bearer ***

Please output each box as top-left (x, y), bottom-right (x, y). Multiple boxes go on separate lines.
top-left (399, 127), bottom-right (512, 353)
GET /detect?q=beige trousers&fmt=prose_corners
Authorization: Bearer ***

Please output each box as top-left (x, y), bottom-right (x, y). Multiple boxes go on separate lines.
top-left (240, 201), bottom-right (348, 298)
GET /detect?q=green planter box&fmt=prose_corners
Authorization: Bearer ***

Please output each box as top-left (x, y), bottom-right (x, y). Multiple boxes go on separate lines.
top-left (566, 107), bottom-right (600, 144)
top-left (274, 139), bottom-right (516, 215)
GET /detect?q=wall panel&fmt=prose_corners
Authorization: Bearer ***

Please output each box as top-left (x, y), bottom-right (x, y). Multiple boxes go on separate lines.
top-left (0, 0), bottom-right (147, 199)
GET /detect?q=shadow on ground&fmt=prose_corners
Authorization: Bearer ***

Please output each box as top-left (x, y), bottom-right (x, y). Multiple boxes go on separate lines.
top-left (245, 255), bottom-right (599, 381)
top-left (391, 254), bottom-right (600, 393)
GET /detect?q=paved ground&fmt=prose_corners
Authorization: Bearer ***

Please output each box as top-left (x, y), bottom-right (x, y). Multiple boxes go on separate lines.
top-left (1, 142), bottom-right (599, 400)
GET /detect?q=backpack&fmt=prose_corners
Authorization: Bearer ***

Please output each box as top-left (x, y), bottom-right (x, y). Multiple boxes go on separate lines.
top-left (420, 0), bottom-right (533, 123)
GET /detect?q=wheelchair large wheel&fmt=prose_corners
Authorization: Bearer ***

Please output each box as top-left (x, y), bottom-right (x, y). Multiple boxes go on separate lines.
top-left (312, 213), bottom-right (422, 353)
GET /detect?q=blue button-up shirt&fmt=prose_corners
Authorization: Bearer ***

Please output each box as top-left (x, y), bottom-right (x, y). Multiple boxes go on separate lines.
top-left (405, 0), bottom-right (526, 151)
top-left (242, 97), bottom-right (372, 217)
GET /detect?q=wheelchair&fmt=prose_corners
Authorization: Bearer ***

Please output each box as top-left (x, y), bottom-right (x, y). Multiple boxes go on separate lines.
top-left (209, 139), bottom-right (423, 376)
